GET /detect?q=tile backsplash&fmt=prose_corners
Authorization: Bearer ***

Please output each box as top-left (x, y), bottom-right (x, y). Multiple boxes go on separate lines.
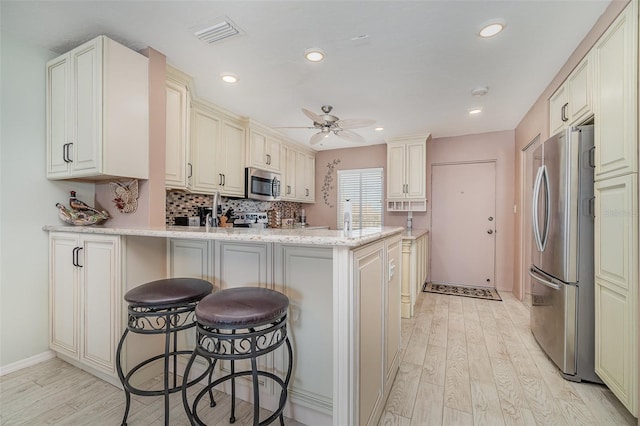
top-left (165, 190), bottom-right (302, 226)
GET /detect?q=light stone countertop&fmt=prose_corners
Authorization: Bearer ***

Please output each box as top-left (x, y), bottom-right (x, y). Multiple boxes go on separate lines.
top-left (43, 224), bottom-right (404, 248)
top-left (401, 228), bottom-right (429, 240)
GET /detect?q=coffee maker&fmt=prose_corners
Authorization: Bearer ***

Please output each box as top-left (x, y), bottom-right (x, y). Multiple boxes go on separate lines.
top-left (197, 207), bottom-right (213, 226)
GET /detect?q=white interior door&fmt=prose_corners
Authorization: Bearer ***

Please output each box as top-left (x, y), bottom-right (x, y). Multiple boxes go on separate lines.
top-left (431, 162), bottom-right (496, 288)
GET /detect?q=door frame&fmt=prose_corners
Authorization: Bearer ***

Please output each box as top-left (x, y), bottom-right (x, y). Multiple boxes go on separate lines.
top-left (518, 134), bottom-right (541, 303)
top-left (430, 159), bottom-right (497, 288)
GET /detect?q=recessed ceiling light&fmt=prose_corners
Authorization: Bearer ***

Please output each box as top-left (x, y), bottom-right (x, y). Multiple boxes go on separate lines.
top-left (479, 20), bottom-right (506, 38)
top-left (374, 127), bottom-right (384, 131)
top-left (220, 73), bottom-right (238, 83)
top-left (304, 48), bottom-right (325, 62)
top-left (468, 108), bottom-right (482, 115)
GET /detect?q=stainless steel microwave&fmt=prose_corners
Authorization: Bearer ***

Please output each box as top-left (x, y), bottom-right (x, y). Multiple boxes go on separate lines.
top-left (245, 167), bottom-right (281, 201)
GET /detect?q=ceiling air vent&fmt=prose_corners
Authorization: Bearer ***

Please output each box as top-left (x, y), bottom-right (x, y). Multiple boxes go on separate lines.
top-left (194, 17), bottom-right (243, 44)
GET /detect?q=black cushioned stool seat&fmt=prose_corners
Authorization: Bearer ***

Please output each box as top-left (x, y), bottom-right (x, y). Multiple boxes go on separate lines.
top-left (182, 287), bottom-right (293, 426)
top-left (116, 278), bottom-right (213, 426)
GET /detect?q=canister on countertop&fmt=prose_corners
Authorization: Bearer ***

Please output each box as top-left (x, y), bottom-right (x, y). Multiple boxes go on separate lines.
top-left (267, 209), bottom-right (282, 228)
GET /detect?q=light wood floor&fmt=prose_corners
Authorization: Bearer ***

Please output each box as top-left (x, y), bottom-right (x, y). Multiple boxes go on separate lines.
top-left (0, 291), bottom-right (636, 425)
top-left (379, 291), bottom-right (637, 426)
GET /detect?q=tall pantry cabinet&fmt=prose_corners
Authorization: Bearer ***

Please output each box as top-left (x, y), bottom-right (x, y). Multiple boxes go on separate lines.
top-left (592, 0), bottom-right (638, 416)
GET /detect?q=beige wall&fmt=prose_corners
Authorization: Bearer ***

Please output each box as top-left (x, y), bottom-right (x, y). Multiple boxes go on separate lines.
top-left (305, 144), bottom-right (429, 230)
top-left (428, 130), bottom-right (515, 292)
top-left (512, 0), bottom-right (630, 300)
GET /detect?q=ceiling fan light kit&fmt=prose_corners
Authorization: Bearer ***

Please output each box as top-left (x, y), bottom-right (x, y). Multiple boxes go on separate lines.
top-left (297, 105), bottom-right (375, 145)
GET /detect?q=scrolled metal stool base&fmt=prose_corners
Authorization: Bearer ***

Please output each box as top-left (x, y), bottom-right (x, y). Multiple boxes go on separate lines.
top-left (182, 315), bottom-right (293, 426)
top-left (115, 277), bottom-right (214, 426)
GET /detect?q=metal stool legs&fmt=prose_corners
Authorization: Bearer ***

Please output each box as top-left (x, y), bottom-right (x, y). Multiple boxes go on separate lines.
top-left (182, 323), bottom-right (293, 425)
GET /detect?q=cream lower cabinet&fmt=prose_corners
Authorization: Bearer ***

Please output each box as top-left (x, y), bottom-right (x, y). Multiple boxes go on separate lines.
top-left (167, 239), bottom-right (213, 282)
top-left (401, 231), bottom-right (429, 318)
top-left (49, 232), bottom-right (121, 378)
top-left (275, 245), bottom-right (334, 417)
top-left (594, 175), bottom-right (638, 416)
top-left (354, 233), bottom-right (402, 426)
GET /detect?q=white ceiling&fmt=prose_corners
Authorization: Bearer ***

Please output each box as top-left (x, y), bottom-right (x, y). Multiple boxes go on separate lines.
top-left (1, 0), bottom-right (611, 151)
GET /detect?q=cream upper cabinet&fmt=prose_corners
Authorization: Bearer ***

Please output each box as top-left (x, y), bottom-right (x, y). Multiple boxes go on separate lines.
top-left (49, 232), bottom-right (121, 378)
top-left (165, 70), bottom-right (191, 189)
top-left (593, 1), bottom-right (638, 181)
top-left (549, 52), bottom-right (593, 136)
top-left (295, 150), bottom-right (315, 203)
top-left (165, 69), bottom-right (246, 197)
top-left (189, 103), bottom-right (221, 194)
top-left (46, 35), bottom-right (149, 180)
top-left (218, 119), bottom-right (246, 197)
top-left (386, 135), bottom-right (428, 211)
top-left (247, 122), bottom-right (282, 173)
top-left (594, 174), bottom-right (638, 416)
top-left (281, 144), bottom-right (297, 200)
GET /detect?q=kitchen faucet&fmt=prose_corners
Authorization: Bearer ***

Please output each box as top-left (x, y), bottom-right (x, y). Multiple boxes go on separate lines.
top-left (208, 191), bottom-right (221, 228)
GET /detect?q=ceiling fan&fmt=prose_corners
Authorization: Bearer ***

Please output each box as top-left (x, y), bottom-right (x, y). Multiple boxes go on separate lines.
top-left (279, 105), bottom-right (376, 145)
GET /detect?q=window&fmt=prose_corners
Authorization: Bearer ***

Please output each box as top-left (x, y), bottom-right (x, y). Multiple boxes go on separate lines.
top-left (337, 168), bottom-right (384, 229)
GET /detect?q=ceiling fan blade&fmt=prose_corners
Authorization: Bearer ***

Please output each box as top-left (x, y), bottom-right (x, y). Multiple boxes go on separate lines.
top-left (302, 108), bottom-right (325, 125)
top-left (335, 118), bottom-right (376, 130)
top-left (273, 126), bottom-right (317, 129)
top-left (310, 131), bottom-right (329, 145)
top-left (336, 130), bottom-right (366, 144)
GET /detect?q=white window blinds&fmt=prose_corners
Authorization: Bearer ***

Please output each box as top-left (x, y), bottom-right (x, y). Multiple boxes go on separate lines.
top-left (337, 168), bottom-right (384, 229)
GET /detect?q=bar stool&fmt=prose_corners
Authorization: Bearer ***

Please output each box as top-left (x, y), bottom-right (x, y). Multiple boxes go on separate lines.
top-left (182, 287), bottom-right (293, 426)
top-left (115, 278), bottom-right (214, 426)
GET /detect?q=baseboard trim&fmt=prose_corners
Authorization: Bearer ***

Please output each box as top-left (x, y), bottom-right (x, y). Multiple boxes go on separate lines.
top-left (0, 350), bottom-right (57, 376)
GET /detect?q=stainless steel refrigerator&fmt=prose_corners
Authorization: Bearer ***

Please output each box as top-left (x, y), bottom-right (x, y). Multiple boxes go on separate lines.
top-left (529, 124), bottom-right (602, 383)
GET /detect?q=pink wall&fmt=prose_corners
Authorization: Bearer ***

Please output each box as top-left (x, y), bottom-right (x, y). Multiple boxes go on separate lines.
top-left (428, 131), bottom-right (515, 292)
top-left (95, 48), bottom-right (167, 227)
top-left (305, 143), bottom-right (429, 230)
top-left (512, 0), bottom-right (629, 300)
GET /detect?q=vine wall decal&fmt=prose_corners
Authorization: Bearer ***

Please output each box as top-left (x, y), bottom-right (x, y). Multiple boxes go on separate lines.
top-left (322, 159), bottom-right (341, 208)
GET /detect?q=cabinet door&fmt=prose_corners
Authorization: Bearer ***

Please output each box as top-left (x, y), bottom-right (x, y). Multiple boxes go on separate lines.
top-left (567, 53), bottom-right (592, 125)
top-left (49, 233), bottom-right (80, 359)
top-left (385, 237), bottom-right (402, 386)
top-left (406, 142), bottom-right (426, 198)
top-left (190, 107), bottom-right (220, 193)
top-left (267, 137), bottom-right (282, 172)
top-left (549, 84), bottom-right (567, 136)
top-left (46, 55), bottom-right (71, 178)
top-left (282, 146), bottom-right (297, 200)
top-left (304, 153), bottom-right (315, 202)
top-left (594, 1), bottom-right (638, 180)
top-left (249, 129), bottom-right (268, 170)
top-left (165, 79), bottom-right (189, 189)
top-left (355, 241), bottom-right (385, 426)
top-left (594, 174), bottom-right (638, 416)
top-left (168, 239), bottom-right (213, 281)
top-left (80, 235), bottom-right (120, 375)
top-left (295, 151), bottom-right (307, 201)
top-left (70, 39), bottom-right (101, 176)
top-left (387, 144), bottom-right (406, 199)
top-left (220, 120), bottom-right (246, 197)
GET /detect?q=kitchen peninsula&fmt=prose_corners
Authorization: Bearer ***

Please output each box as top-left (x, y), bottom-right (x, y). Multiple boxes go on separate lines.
top-left (43, 224), bottom-right (404, 426)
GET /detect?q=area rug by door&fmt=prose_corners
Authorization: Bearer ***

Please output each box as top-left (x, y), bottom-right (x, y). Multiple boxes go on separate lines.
top-left (422, 282), bottom-right (502, 301)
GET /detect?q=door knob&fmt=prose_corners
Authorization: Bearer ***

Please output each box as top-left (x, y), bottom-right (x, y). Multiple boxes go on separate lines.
top-left (488, 216), bottom-right (494, 221)
top-left (487, 229), bottom-right (494, 234)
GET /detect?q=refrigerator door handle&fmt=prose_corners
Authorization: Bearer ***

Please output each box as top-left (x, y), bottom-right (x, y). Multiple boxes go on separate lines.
top-left (532, 166), bottom-right (545, 252)
top-left (529, 267), bottom-right (562, 291)
top-left (541, 165), bottom-right (551, 251)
